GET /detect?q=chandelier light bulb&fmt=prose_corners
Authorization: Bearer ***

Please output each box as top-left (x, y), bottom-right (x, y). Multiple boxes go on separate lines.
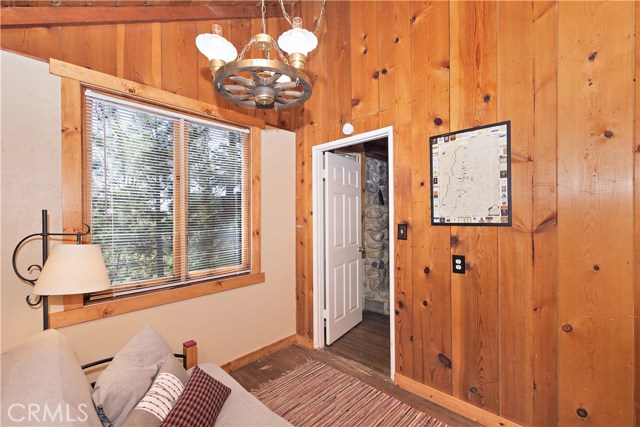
top-left (195, 24), bottom-right (238, 63)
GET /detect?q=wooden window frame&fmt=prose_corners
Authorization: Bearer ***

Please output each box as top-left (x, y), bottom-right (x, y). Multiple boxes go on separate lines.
top-left (49, 59), bottom-right (264, 329)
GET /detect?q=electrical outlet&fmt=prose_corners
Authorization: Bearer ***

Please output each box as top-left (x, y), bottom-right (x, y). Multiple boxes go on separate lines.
top-left (452, 255), bottom-right (465, 274)
top-left (397, 224), bottom-right (408, 240)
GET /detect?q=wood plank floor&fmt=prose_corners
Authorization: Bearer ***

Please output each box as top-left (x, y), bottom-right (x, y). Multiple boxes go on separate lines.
top-left (229, 344), bottom-right (480, 427)
top-left (324, 310), bottom-right (391, 376)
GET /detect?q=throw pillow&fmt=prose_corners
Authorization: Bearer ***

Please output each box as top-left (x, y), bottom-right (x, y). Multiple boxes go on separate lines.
top-left (161, 366), bottom-right (231, 427)
top-left (121, 356), bottom-right (189, 427)
top-left (92, 325), bottom-right (173, 427)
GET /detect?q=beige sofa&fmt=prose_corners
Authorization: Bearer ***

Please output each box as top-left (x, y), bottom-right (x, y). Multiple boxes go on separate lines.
top-left (1, 330), bottom-right (290, 427)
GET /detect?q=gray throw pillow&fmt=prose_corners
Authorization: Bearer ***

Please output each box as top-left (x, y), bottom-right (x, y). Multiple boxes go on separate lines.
top-left (121, 356), bottom-right (188, 427)
top-left (92, 325), bottom-right (173, 427)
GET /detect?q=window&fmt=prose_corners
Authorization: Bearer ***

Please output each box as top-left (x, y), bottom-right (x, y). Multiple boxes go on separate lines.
top-left (84, 90), bottom-right (251, 300)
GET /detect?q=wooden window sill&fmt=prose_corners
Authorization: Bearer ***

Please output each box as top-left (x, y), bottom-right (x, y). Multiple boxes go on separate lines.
top-left (49, 272), bottom-right (265, 328)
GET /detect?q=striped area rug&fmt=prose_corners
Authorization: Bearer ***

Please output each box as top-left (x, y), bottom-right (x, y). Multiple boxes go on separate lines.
top-left (251, 361), bottom-right (449, 427)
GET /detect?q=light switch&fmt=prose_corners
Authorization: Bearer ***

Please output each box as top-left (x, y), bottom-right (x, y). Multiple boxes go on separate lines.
top-left (397, 223), bottom-right (408, 240)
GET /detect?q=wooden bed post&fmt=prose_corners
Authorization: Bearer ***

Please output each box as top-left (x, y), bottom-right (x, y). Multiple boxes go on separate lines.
top-left (182, 340), bottom-right (198, 369)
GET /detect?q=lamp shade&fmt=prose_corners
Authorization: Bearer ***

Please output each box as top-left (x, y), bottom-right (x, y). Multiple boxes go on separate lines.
top-left (277, 17), bottom-right (318, 56)
top-left (196, 24), bottom-right (238, 63)
top-left (33, 245), bottom-right (111, 296)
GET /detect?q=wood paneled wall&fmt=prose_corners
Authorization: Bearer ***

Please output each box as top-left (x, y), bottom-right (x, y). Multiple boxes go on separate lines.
top-left (295, 2), bottom-right (638, 426)
top-left (2, 1), bottom-right (638, 426)
top-left (0, 17), bottom-right (299, 130)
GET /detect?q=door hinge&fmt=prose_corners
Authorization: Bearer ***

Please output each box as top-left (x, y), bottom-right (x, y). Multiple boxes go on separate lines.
top-left (323, 309), bottom-right (328, 319)
top-left (322, 168), bottom-right (328, 181)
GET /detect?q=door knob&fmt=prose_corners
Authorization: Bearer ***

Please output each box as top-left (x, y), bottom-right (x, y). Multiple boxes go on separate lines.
top-left (358, 246), bottom-right (365, 253)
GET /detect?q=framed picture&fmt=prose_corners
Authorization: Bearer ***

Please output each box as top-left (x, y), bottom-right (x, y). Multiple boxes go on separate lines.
top-left (430, 121), bottom-right (511, 226)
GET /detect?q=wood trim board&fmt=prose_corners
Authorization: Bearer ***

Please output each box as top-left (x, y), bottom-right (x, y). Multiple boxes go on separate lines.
top-left (220, 335), bottom-right (297, 372)
top-left (395, 374), bottom-right (523, 427)
top-left (0, 5), bottom-right (286, 28)
top-left (49, 59), bottom-right (265, 129)
top-left (50, 273), bottom-right (266, 328)
top-left (60, 76), bottom-right (85, 311)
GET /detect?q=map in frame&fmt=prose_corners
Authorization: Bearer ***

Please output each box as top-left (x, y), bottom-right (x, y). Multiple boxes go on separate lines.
top-left (430, 121), bottom-right (511, 226)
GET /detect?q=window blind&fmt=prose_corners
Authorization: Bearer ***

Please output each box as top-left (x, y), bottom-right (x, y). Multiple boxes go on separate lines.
top-left (84, 90), bottom-right (251, 300)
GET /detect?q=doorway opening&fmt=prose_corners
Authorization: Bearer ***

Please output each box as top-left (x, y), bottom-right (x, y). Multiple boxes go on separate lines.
top-left (311, 126), bottom-right (395, 379)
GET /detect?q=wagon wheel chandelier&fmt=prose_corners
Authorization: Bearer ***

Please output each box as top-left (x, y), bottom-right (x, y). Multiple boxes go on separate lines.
top-left (196, 0), bottom-right (327, 110)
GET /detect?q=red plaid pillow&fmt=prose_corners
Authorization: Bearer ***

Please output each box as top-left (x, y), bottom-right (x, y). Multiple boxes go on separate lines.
top-left (160, 366), bottom-right (231, 427)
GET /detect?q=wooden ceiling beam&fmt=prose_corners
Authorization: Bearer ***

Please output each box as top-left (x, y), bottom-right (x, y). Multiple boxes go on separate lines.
top-left (0, 5), bottom-right (285, 28)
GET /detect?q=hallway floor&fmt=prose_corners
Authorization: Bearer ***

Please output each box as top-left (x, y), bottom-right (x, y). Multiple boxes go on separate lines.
top-left (325, 310), bottom-right (390, 376)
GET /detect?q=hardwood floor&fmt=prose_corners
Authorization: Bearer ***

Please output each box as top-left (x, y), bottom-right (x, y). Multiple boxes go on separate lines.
top-left (324, 310), bottom-right (391, 376)
top-left (229, 344), bottom-right (480, 427)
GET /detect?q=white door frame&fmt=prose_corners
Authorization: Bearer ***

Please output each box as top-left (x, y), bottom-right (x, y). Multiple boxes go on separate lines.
top-left (311, 126), bottom-right (395, 379)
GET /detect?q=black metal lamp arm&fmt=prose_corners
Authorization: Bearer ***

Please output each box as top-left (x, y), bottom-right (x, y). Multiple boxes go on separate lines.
top-left (12, 209), bottom-right (91, 310)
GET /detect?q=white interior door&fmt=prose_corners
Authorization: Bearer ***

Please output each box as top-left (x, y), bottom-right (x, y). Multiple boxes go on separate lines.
top-left (324, 152), bottom-right (363, 345)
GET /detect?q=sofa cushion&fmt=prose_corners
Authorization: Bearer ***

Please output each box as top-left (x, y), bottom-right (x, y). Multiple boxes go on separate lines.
top-left (121, 355), bottom-right (189, 427)
top-left (195, 363), bottom-right (291, 426)
top-left (161, 366), bottom-right (231, 427)
top-left (0, 329), bottom-right (103, 427)
top-left (92, 325), bottom-right (173, 427)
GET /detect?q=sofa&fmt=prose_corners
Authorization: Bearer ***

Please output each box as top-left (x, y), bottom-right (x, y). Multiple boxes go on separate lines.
top-left (1, 328), bottom-right (291, 427)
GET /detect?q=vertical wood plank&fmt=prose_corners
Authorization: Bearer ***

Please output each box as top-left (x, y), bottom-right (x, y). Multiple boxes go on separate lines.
top-left (409, 0), bottom-right (452, 393)
top-left (531, 2), bottom-right (559, 426)
top-left (294, 124), bottom-right (310, 339)
top-left (349, 0), bottom-right (379, 121)
top-left (61, 25), bottom-right (117, 75)
top-left (496, 2), bottom-right (535, 424)
top-left (161, 21), bottom-right (198, 99)
top-left (322, 0), bottom-right (351, 128)
top-left (636, 4), bottom-right (640, 425)
top-left (294, 122), bottom-right (321, 342)
top-left (449, 0), bottom-right (499, 413)
top-left (60, 77), bottom-right (84, 311)
top-left (303, 0), bottom-right (349, 139)
top-left (251, 126), bottom-right (262, 275)
top-left (116, 24), bottom-right (125, 78)
top-left (121, 23), bottom-right (162, 88)
top-left (377, 0), bottom-right (411, 114)
top-left (375, 0), bottom-right (414, 379)
top-left (557, 2), bottom-right (635, 426)
top-left (295, 0), bottom-right (322, 339)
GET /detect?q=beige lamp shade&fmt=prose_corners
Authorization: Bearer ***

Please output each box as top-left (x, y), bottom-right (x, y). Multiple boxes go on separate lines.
top-left (33, 244), bottom-right (111, 296)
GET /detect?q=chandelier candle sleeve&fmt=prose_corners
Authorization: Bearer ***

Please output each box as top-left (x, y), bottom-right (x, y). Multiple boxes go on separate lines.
top-left (195, 24), bottom-right (238, 73)
top-left (277, 17), bottom-right (318, 70)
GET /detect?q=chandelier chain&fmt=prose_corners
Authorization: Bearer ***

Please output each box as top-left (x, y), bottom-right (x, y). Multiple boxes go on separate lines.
top-left (273, 41), bottom-right (290, 64)
top-left (314, 0), bottom-right (327, 35)
top-left (261, 0), bottom-right (267, 34)
top-left (238, 37), bottom-right (256, 60)
top-left (277, 0), bottom-right (327, 35)
top-left (277, 0), bottom-right (293, 28)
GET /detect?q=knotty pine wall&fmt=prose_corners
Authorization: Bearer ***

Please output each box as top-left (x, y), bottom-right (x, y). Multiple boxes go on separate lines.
top-left (295, 2), bottom-right (638, 427)
top-left (2, 1), bottom-right (638, 426)
top-left (0, 15), bottom-right (299, 130)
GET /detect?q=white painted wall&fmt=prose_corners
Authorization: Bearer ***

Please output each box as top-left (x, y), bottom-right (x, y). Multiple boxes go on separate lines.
top-left (0, 51), bottom-right (296, 365)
